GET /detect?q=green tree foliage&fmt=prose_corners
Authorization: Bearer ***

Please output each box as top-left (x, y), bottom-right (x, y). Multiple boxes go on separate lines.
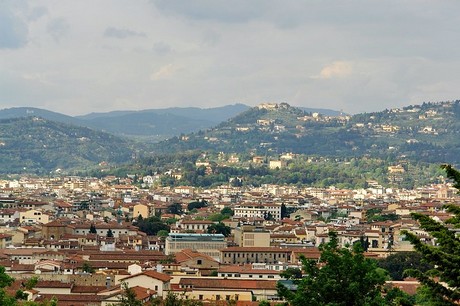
top-left (207, 222), bottom-right (231, 237)
top-left (377, 252), bottom-right (432, 281)
top-left (23, 276), bottom-right (39, 290)
top-left (366, 208), bottom-right (400, 222)
top-left (0, 266), bottom-right (20, 305)
top-left (220, 207), bottom-right (234, 216)
top-left (112, 282), bottom-right (143, 306)
top-left (89, 223), bottom-right (97, 234)
top-left (277, 232), bottom-right (388, 306)
top-left (0, 266), bottom-right (13, 288)
top-left (187, 200), bottom-right (207, 212)
top-left (155, 291), bottom-right (203, 306)
top-left (157, 229), bottom-right (169, 237)
top-left (402, 165), bottom-right (460, 305)
top-left (81, 262), bottom-right (95, 274)
top-left (280, 267), bottom-right (302, 280)
top-left (167, 203), bottom-right (183, 215)
top-left (106, 228), bottom-right (114, 238)
top-left (135, 216), bottom-right (170, 235)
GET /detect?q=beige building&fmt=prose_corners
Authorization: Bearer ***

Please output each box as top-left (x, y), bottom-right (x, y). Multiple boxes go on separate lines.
top-left (234, 226), bottom-right (270, 247)
top-left (118, 270), bottom-right (172, 297)
top-left (132, 203), bottom-right (150, 219)
top-left (269, 160), bottom-right (286, 170)
top-left (220, 247), bottom-right (292, 265)
top-left (234, 203), bottom-right (282, 221)
top-left (177, 277), bottom-right (278, 301)
top-left (19, 209), bottom-right (49, 224)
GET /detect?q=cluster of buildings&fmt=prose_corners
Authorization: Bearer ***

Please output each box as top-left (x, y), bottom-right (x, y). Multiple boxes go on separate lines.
top-left (0, 175), bottom-right (458, 305)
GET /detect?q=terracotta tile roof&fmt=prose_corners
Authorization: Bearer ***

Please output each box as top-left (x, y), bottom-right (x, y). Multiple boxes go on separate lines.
top-left (36, 293), bottom-right (103, 304)
top-left (71, 285), bottom-right (107, 293)
top-left (175, 249), bottom-right (218, 263)
top-left (386, 280), bottom-right (420, 295)
top-left (122, 270), bottom-right (172, 283)
top-left (130, 285), bottom-right (157, 300)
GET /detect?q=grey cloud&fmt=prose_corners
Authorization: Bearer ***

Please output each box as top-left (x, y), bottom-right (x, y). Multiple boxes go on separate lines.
top-left (0, 6), bottom-right (28, 49)
top-left (104, 27), bottom-right (146, 39)
top-left (47, 18), bottom-right (70, 42)
top-left (153, 42), bottom-right (172, 55)
top-left (28, 6), bottom-right (48, 21)
top-left (202, 30), bottom-right (220, 46)
top-left (152, 0), bottom-right (268, 23)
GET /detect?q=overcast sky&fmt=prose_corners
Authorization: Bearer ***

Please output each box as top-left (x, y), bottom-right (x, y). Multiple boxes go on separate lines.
top-left (1, 0), bottom-right (460, 115)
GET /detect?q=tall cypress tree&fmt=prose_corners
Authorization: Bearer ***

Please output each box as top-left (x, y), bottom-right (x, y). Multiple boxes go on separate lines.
top-left (403, 164), bottom-right (460, 305)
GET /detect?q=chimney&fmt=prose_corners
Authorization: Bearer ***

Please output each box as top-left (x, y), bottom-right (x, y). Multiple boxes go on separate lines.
top-left (156, 264), bottom-right (163, 273)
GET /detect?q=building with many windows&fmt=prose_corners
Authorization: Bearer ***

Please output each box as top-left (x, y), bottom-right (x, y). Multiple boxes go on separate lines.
top-left (165, 233), bottom-right (226, 261)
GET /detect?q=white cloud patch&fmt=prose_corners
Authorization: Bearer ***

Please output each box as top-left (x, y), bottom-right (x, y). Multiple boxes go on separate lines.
top-left (151, 64), bottom-right (180, 80)
top-left (315, 61), bottom-right (353, 79)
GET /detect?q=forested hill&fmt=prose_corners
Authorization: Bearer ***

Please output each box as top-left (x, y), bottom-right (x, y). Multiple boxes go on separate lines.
top-left (0, 117), bottom-right (136, 174)
top-left (153, 101), bottom-right (460, 165)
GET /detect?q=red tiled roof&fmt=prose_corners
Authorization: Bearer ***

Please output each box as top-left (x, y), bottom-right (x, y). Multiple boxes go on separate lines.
top-left (175, 249), bottom-right (218, 263)
top-left (122, 270), bottom-right (172, 283)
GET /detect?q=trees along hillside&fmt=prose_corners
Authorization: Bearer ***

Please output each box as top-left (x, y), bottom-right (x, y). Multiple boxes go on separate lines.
top-left (402, 164), bottom-right (460, 305)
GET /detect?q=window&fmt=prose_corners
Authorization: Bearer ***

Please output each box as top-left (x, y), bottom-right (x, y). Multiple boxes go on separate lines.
top-left (216, 295), bottom-right (221, 301)
top-left (226, 295), bottom-right (231, 300)
top-left (197, 259), bottom-right (202, 265)
top-left (199, 295), bottom-right (203, 300)
top-left (155, 285), bottom-right (158, 291)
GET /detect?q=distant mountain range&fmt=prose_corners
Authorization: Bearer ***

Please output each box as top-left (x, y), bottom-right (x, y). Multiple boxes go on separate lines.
top-left (0, 104), bottom-right (343, 141)
top-left (0, 101), bottom-right (458, 174)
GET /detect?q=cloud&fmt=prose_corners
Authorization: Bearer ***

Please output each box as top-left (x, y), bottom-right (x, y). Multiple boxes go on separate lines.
top-left (104, 27), bottom-right (146, 39)
top-left (152, 0), bottom-right (267, 23)
top-left (21, 72), bottom-right (56, 86)
top-left (28, 6), bottom-right (48, 21)
top-left (314, 61), bottom-right (353, 79)
top-left (0, 5), bottom-right (29, 49)
top-left (153, 42), bottom-right (172, 55)
top-left (151, 64), bottom-right (180, 80)
top-left (47, 18), bottom-right (70, 42)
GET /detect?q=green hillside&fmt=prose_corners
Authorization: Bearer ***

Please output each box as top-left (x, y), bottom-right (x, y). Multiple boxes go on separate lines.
top-left (153, 101), bottom-right (460, 166)
top-left (0, 117), bottom-right (137, 174)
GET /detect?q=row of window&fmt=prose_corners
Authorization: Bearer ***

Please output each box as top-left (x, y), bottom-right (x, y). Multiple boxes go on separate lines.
top-left (223, 252), bottom-right (288, 258)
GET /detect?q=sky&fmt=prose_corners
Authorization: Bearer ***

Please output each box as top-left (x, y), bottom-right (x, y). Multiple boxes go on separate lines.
top-left (1, 0), bottom-right (460, 116)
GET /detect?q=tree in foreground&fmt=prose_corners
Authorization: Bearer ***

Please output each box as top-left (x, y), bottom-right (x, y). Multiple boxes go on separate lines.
top-left (377, 251), bottom-right (432, 281)
top-left (402, 164), bottom-right (460, 305)
top-left (277, 231), bottom-right (388, 306)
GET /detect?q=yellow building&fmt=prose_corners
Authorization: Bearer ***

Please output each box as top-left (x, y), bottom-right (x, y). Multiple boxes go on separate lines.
top-left (19, 209), bottom-right (49, 224)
